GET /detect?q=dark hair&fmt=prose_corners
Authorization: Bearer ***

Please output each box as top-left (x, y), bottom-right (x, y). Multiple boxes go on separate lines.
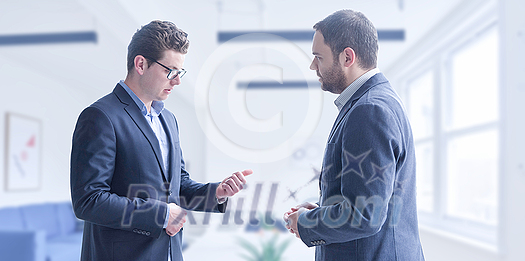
top-left (313, 10), bottom-right (378, 69)
top-left (127, 20), bottom-right (189, 72)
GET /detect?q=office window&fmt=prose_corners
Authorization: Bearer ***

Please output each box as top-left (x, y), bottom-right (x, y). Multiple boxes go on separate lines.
top-left (445, 27), bottom-right (499, 131)
top-left (415, 141), bottom-right (434, 213)
top-left (404, 23), bottom-right (499, 242)
top-left (445, 26), bottom-right (499, 225)
top-left (407, 70), bottom-right (434, 213)
top-left (408, 71), bottom-right (434, 139)
top-left (446, 130), bottom-right (498, 225)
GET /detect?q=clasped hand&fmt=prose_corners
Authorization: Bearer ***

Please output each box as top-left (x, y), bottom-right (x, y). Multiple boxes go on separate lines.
top-left (283, 202), bottom-right (318, 238)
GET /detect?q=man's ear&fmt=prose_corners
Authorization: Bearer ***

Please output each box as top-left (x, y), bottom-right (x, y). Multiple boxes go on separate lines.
top-left (134, 55), bottom-right (147, 76)
top-left (341, 47), bottom-right (356, 67)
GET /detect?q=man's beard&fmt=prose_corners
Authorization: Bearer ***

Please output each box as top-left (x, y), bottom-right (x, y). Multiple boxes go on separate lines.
top-left (319, 62), bottom-right (347, 94)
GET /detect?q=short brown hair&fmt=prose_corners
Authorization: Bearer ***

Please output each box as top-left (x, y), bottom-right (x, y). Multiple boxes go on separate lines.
top-left (313, 10), bottom-right (378, 69)
top-left (127, 20), bottom-right (189, 72)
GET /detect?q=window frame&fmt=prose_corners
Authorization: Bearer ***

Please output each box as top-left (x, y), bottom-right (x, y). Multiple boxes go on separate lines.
top-left (399, 17), bottom-right (500, 246)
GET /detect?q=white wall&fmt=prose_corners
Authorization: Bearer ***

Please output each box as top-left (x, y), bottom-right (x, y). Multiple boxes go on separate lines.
top-left (0, 0), bottom-right (215, 207)
top-left (498, 0), bottom-right (525, 260)
top-left (0, 0), bottom-right (125, 206)
top-left (0, 54), bottom-right (95, 206)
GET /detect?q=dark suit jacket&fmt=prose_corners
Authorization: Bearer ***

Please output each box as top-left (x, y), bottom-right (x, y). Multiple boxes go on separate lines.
top-left (297, 73), bottom-right (425, 260)
top-left (70, 83), bottom-right (225, 261)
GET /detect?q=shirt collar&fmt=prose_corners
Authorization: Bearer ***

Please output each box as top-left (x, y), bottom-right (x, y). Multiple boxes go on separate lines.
top-left (334, 68), bottom-right (380, 111)
top-left (119, 80), bottom-right (165, 116)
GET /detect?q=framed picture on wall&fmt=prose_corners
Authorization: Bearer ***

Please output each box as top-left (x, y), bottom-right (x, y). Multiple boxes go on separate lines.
top-left (4, 113), bottom-right (41, 191)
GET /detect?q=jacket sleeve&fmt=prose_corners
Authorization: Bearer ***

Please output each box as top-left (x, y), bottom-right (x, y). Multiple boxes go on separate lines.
top-left (170, 113), bottom-right (227, 213)
top-left (179, 150), bottom-right (226, 213)
top-left (297, 103), bottom-right (401, 246)
top-left (70, 106), bottom-right (167, 238)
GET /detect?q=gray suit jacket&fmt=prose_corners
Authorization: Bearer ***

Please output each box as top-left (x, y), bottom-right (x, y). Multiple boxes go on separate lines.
top-left (70, 83), bottom-right (225, 261)
top-left (297, 73), bottom-right (425, 260)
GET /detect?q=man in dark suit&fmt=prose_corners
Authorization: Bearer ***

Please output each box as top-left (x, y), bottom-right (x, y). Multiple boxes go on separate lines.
top-left (283, 10), bottom-right (425, 260)
top-left (70, 20), bottom-right (252, 261)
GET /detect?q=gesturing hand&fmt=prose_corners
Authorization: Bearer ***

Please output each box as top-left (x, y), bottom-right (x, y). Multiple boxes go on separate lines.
top-left (166, 203), bottom-right (187, 237)
top-left (216, 169), bottom-right (253, 200)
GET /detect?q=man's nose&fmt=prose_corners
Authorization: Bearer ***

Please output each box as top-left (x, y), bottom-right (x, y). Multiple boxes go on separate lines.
top-left (309, 59), bottom-right (317, 71)
top-left (170, 75), bottom-right (181, 85)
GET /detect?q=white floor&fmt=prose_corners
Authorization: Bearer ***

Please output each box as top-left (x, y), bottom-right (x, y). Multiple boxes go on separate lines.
top-left (182, 219), bottom-right (315, 261)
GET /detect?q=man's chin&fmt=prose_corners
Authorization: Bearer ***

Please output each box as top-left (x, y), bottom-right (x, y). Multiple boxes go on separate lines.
top-left (321, 83), bottom-right (333, 93)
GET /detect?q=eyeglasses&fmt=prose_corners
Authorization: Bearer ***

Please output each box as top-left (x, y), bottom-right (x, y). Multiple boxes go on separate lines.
top-left (145, 56), bottom-right (187, 80)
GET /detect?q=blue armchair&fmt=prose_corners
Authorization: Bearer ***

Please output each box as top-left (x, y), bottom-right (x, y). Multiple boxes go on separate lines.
top-left (0, 202), bottom-right (83, 261)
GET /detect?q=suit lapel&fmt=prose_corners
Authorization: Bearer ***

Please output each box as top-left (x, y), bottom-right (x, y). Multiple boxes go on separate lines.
top-left (159, 113), bottom-right (176, 182)
top-left (326, 73), bottom-right (388, 142)
top-left (327, 102), bottom-right (352, 143)
top-left (113, 84), bottom-right (168, 182)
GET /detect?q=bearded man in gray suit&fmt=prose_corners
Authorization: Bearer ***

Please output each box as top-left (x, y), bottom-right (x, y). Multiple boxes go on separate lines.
top-left (284, 10), bottom-right (425, 261)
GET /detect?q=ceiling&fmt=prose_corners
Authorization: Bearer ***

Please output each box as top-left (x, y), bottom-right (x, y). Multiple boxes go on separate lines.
top-left (0, 0), bottom-right (468, 105)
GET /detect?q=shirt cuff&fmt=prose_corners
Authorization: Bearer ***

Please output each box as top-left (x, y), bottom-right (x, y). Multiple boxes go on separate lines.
top-left (163, 204), bottom-right (170, 228)
top-left (216, 196), bottom-right (228, 204)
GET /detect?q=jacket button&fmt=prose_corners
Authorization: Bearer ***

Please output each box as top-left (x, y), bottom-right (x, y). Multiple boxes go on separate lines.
top-left (169, 190), bottom-right (172, 196)
top-left (146, 232), bottom-right (151, 236)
